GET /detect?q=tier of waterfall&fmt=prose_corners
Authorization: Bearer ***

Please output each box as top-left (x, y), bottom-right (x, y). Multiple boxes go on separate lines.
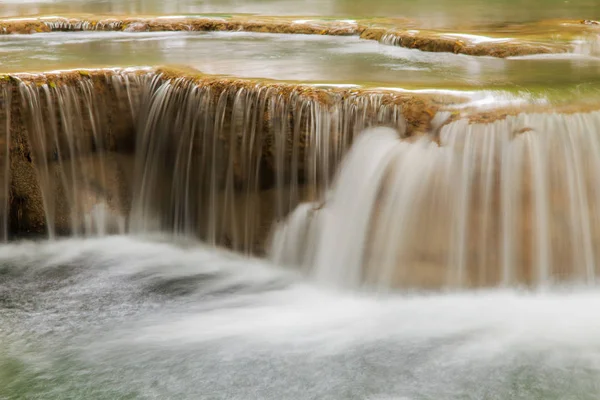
top-left (130, 75), bottom-right (413, 253)
top-left (0, 70), bottom-right (410, 253)
top-left (271, 112), bottom-right (600, 288)
top-left (3, 69), bottom-right (600, 288)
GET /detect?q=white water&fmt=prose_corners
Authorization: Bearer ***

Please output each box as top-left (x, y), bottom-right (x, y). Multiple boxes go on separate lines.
top-left (3, 235), bottom-right (600, 399)
top-left (272, 112), bottom-right (600, 289)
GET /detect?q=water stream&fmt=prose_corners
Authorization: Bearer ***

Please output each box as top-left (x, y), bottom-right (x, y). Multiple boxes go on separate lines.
top-left (2, 31), bottom-right (600, 91)
top-left (2, 0), bottom-right (600, 398)
top-left (3, 235), bottom-right (600, 399)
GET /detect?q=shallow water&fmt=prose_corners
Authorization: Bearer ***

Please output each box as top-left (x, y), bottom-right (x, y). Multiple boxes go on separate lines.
top-left (2, 31), bottom-right (600, 93)
top-left (2, 0), bottom-right (599, 29)
top-left (2, 236), bottom-right (600, 399)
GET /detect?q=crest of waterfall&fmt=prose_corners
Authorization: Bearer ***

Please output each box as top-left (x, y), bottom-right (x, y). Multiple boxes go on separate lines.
top-left (270, 111), bottom-right (600, 289)
top-left (128, 75), bottom-right (408, 254)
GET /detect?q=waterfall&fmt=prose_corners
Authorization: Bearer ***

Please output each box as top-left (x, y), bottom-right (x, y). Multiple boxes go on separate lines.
top-left (0, 69), bottom-right (412, 252)
top-left (128, 74), bottom-right (408, 254)
top-left (0, 83), bottom-right (10, 241)
top-left (4, 70), bottom-right (142, 238)
top-left (271, 111), bottom-right (600, 289)
top-left (6, 68), bottom-right (600, 289)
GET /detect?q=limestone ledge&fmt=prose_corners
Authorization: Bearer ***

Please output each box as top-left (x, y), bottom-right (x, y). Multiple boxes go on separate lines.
top-left (3, 66), bottom-right (600, 251)
top-left (0, 15), bottom-right (596, 58)
top-left (450, 102), bottom-right (600, 125)
top-left (5, 66), bottom-right (461, 132)
top-left (0, 67), bottom-right (451, 241)
top-left (361, 28), bottom-right (571, 57)
top-left (0, 16), bottom-right (360, 36)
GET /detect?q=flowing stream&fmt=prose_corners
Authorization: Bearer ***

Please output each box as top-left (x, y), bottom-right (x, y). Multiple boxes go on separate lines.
top-left (2, 0), bottom-right (600, 398)
top-left (3, 235), bottom-right (600, 399)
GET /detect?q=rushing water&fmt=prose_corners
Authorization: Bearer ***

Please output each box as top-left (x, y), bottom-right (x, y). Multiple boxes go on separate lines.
top-left (4, 68), bottom-right (600, 283)
top-left (272, 120), bottom-right (600, 289)
top-left (7, 68), bottom-right (600, 396)
top-left (2, 0), bottom-right (600, 397)
top-left (4, 69), bottom-right (413, 250)
top-left (3, 235), bottom-right (600, 399)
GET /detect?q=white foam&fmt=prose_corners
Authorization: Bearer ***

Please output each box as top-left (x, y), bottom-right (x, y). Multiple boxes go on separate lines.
top-left (443, 33), bottom-right (511, 44)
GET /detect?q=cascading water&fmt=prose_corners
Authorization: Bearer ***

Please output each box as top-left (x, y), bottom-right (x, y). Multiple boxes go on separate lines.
top-left (6, 69), bottom-right (600, 290)
top-left (0, 83), bottom-right (10, 241)
top-left (128, 74), bottom-right (409, 253)
top-left (0, 69), bottom-right (415, 251)
top-left (12, 75), bottom-right (136, 237)
top-left (4, 2), bottom-right (600, 397)
top-left (272, 111), bottom-right (600, 289)
top-left (6, 68), bottom-right (600, 289)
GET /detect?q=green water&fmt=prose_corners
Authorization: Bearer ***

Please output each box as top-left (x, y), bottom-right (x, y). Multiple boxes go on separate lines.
top-left (2, 30), bottom-right (600, 98)
top-left (2, 0), bottom-right (599, 28)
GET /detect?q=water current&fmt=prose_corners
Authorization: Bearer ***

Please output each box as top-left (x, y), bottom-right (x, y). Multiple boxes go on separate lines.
top-left (1, 31), bottom-right (600, 92)
top-left (3, 235), bottom-right (600, 399)
top-left (2, 0), bottom-right (600, 398)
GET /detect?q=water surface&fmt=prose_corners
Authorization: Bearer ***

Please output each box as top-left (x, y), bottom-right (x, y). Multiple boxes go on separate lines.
top-left (2, 30), bottom-right (600, 94)
top-left (2, 0), bottom-right (599, 29)
top-left (2, 236), bottom-right (600, 399)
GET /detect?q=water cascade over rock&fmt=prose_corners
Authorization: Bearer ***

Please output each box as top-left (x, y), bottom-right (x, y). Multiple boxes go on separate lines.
top-left (0, 84), bottom-right (10, 241)
top-left (5, 67), bottom-right (600, 289)
top-left (121, 73), bottom-right (420, 253)
top-left (1, 71), bottom-right (141, 238)
top-left (271, 111), bottom-right (600, 289)
top-left (0, 68), bottom-right (432, 253)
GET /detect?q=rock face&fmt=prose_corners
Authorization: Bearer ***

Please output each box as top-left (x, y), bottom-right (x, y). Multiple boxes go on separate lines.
top-left (0, 16), bottom-right (361, 36)
top-left (0, 68), bottom-right (446, 252)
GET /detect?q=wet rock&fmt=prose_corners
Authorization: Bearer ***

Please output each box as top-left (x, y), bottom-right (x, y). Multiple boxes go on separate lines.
top-left (373, 28), bottom-right (570, 57)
